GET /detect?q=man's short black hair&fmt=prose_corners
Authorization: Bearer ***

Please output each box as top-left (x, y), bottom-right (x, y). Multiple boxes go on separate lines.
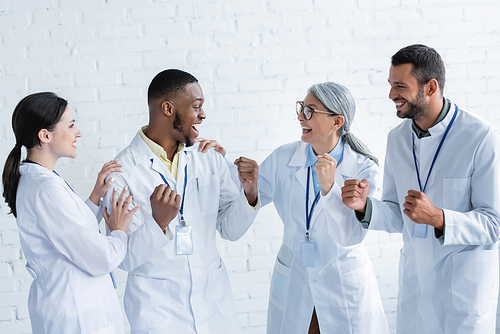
top-left (391, 44), bottom-right (446, 96)
top-left (147, 69), bottom-right (198, 104)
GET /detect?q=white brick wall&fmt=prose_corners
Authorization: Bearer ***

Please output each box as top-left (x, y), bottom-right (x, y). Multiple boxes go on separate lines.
top-left (1, 1), bottom-right (500, 333)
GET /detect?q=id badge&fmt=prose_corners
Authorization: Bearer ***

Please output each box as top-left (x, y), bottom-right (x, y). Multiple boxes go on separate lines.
top-left (175, 225), bottom-right (193, 255)
top-left (300, 240), bottom-right (315, 267)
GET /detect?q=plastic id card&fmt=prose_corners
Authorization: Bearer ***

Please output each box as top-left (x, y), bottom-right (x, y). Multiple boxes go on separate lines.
top-left (300, 240), bottom-right (315, 267)
top-left (175, 225), bottom-right (193, 255)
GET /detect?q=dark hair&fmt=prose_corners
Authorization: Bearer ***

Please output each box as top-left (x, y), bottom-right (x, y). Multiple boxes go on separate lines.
top-left (391, 44), bottom-right (446, 96)
top-left (2, 92), bottom-right (68, 217)
top-left (147, 69), bottom-right (198, 104)
top-left (308, 82), bottom-right (378, 165)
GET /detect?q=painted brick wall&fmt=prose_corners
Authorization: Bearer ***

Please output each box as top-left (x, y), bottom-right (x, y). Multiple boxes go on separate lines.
top-left (1, 1), bottom-right (500, 333)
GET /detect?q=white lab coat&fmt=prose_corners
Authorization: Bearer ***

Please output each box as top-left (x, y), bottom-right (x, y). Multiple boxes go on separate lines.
top-left (16, 162), bottom-right (127, 334)
top-left (328, 102), bottom-right (500, 334)
top-left (257, 141), bottom-right (389, 334)
top-left (102, 133), bottom-right (260, 334)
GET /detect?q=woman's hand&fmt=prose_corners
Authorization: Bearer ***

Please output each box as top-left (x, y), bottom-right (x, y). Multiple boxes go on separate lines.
top-left (315, 153), bottom-right (337, 195)
top-left (89, 160), bottom-right (122, 206)
top-left (195, 137), bottom-right (226, 157)
top-left (103, 187), bottom-right (140, 233)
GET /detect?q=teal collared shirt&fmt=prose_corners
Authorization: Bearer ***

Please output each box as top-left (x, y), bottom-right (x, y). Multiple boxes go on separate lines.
top-left (305, 137), bottom-right (344, 196)
top-left (412, 98), bottom-right (450, 139)
top-left (358, 98), bottom-right (450, 231)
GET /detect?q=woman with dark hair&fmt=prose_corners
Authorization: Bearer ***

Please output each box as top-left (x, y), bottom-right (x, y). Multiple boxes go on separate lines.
top-left (258, 82), bottom-right (389, 333)
top-left (2, 92), bottom-right (139, 334)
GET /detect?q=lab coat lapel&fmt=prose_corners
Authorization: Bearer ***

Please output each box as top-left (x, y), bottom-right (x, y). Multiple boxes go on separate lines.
top-left (311, 145), bottom-right (358, 226)
top-left (289, 142), bottom-right (308, 194)
top-left (177, 148), bottom-right (191, 190)
top-left (150, 156), bottom-right (176, 187)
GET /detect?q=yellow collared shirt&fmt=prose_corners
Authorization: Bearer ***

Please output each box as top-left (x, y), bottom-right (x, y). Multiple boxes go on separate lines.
top-left (138, 126), bottom-right (184, 180)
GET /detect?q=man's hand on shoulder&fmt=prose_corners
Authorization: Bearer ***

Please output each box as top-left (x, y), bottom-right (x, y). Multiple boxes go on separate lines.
top-left (195, 137), bottom-right (226, 157)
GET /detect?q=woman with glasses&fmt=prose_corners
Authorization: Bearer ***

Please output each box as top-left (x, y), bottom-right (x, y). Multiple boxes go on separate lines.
top-left (2, 92), bottom-right (139, 333)
top-left (258, 82), bottom-right (389, 333)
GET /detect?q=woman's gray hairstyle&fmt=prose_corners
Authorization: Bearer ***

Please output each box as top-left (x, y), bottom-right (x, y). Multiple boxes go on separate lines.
top-left (308, 82), bottom-right (379, 165)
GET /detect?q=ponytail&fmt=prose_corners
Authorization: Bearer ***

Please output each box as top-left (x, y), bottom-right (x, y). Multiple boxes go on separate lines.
top-left (308, 82), bottom-right (379, 165)
top-left (1, 92), bottom-right (67, 218)
top-left (2, 145), bottom-right (23, 217)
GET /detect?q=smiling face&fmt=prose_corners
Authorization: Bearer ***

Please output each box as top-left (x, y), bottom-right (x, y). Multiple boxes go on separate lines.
top-left (388, 63), bottom-right (429, 121)
top-left (298, 92), bottom-right (340, 154)
top-left (171, 82), bottom-right (206, 147)
top-left (49, 106), bottom-right (82, 159)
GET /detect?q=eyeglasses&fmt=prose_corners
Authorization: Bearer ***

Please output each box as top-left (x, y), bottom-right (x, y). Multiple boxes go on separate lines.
top-left (296, 101), bottom-right (331, 120)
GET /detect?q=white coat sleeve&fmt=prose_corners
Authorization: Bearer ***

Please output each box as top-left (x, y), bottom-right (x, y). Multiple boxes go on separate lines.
top-left (323, 159), bottom-right (379, 246)
top-left (369, 147), bottom-right (405, 234)
top-left (102, 173), bottom-right (170, 271)
top-left (85, 198), bottom-right (104, 222)
top-left (442, 129), bottom-right (500, 245)
top-left (34, 183), bottom-right (128, 277)
top-left (255, 149), bottom-right (277, 208)
top-left (216, 153), bottom-right (260, 241)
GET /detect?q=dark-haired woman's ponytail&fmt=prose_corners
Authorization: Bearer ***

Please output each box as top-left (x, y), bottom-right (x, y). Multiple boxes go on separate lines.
top-left (2, 144), bottom-right (23, 217)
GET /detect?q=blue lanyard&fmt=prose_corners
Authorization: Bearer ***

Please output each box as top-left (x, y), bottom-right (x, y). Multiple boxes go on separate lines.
top-left (153, 159), bottom-right (188, 226)
top-left (412, 105), bottom-right (458, 193)
top-left (305, 167), bottom-right (321, 241)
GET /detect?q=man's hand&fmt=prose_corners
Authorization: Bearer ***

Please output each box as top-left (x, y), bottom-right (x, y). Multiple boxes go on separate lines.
top-left (234, 157), bottom-right (258, 206)
top-left (195, 137), bottom-right (226, 157)
top-left (341, 179), bottom-right (370, 213)
top-left (315, 153), bottom-right (337, 195)
top-left (150, 184), bottom-right (181, 231)
top-left (403, 190), bottom-right (443, 229)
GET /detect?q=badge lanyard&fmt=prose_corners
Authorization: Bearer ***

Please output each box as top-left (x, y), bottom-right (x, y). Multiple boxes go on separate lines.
top-left (411, 105), bottom-right (458, 238)
top-left (155, 160), bottom-right (188, 227)
top-left (24, 160), bottom-right (117, 289)
top-left (301, 166), bottom-right (320, 267)
top-left (154, 158), bottom-right (193, 255)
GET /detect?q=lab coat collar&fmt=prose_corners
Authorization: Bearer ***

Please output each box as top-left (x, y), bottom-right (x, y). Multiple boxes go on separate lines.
top-left (423, 99), bottom-right (457, 139)
top-left (129, 133), bottom-right (177, 185)
top-left (20, 162), bottom-right (59, 179)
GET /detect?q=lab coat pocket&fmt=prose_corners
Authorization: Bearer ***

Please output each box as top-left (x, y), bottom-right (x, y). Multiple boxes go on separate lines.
top-left (193, 175), bottom-right (220, 215)
top-left (443, 177), bottom-right (471, 212)
top-left (451, 250), bottom-right (499, 312)
top-left (340, 259), bottom-right (379, 314)
top-left (124, 275), bottom-right (172, 330)
top-left (269, 256), bottom-right (291, 311)
top-left (212, 259), bottom-right (236, 316)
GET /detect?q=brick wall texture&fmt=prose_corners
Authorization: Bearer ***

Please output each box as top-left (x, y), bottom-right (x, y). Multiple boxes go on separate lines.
top-left (1, 0), bottom-right (500, 333)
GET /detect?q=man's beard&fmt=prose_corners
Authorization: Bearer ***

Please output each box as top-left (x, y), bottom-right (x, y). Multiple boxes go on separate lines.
top-left (173, 113), bottom-right (194, 147)
top-left (402, 85), bottom-right (428, 121)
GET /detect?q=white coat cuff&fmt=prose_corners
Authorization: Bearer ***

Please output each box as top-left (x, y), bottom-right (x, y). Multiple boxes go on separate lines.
top-left (441, 209), bottom-right (456, 246)
top-left (85, 198), bottom-right (100, 216)
top-left (322, 180), bottom-right (343, 205)
top-left (145, 216), bottom-right (173, 242)
top-left (108, 229), bottom-right (128, 244)
top-left (248, 190), bottom-right (262, 211)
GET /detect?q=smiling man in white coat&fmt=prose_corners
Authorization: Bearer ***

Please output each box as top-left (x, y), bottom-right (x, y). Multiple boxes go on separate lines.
top-left (102, 69), bottom-right (260, 334)
top-left (337, 44), bottom-right (500, 333)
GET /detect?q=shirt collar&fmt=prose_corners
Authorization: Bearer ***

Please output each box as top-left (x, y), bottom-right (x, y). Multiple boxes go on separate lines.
top-left (412, 98), bottom-right (450, 139)
top-left (305, 137), bottom-right (344, 168)
top-left (138, 126), bottom-right (184, 162)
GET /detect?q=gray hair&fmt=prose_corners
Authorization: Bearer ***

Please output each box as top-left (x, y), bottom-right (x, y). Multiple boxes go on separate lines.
top-left (308, 82), bottom-right (379, 165)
